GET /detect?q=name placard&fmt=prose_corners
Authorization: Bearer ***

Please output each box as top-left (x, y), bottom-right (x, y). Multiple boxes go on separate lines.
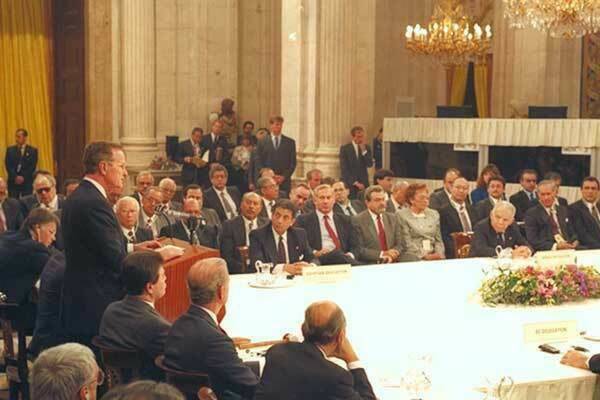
top-left (523, 320), bottom-right (578, 343)
top-left (302, 264), bottom-right (351, 284)
top-left (535, 250), bottom-right (576, 268)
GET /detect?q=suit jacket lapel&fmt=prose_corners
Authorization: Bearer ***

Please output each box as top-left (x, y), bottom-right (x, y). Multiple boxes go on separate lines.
top-left (287, 229), bottom-right (299, 261)
top-left (364, 213), bottom-right (379, 248)
top-left (333, 213), bottom-right (346, 249)
top-left (235, 217), bottom-right (246, 245)
top-left (310, 213), bottom-right (322, 250)
top-left (264, 226), bottom-right (278, 263)
top-left (382, 213), bottom-right (394, 249)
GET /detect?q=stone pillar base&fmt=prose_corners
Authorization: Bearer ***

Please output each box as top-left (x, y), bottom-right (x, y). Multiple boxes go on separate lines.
top-left (121, 137), bottom-right (160, 169)
top-left (297, 146), bottom-right (340, 180)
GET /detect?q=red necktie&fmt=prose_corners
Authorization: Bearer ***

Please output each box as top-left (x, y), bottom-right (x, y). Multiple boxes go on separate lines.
top-left (323, 215), bottom-right (341, 249)
top-left (376, 215), bottom-right (388, 251)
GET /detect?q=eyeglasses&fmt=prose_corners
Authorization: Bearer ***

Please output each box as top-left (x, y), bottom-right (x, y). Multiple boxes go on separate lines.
top-left (36, 187), bottom-right (52, 194)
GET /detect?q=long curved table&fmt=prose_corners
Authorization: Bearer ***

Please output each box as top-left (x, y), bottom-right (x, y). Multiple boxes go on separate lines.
top-left (222, 251), bottom-right (600, 400)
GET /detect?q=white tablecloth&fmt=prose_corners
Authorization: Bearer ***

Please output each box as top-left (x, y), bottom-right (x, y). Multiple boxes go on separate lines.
top-left (222, 251), bottom-right (600, 400)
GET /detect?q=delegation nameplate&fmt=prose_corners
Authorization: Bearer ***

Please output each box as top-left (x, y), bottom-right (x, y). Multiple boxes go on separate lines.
top-left (302, 264), bottom-right (351, 284)
top-left (534, 250), bottom-right (576, 268)
top-left (523, 320), bottom-right (578, 344)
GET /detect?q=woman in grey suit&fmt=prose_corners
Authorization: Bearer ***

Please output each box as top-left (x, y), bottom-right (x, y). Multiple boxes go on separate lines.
top-left (397, 183), bottom-right (445, 261)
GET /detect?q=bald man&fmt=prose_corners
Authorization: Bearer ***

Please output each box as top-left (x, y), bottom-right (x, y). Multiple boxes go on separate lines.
top-left (0, 177), bottom-right (24, 232)
top-left (158, 177), bottom-right (182, 212)
top-left (255, 301), bottom-right (376, 400)
top-left (164, 258), bottom-right (258, 400)
top-left (159, 198), bottom-right (219, 248)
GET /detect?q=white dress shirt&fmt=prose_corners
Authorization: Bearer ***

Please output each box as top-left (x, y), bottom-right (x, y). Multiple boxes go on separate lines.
top-left (272, 228), bottom-right (289, 274)
top-left (583, 200), bottom-right (599, 218)
top-left (316, 210), bottom-right (339, 251)
top-left (242, 216), bottom-right (258, 246)
top-left (449, 198), bottom-right (472, 232)
top-left (215, 187), bottom-right (238, 219)
top-left (316, 345), bottom-right (362, 370)
top-left (352, 141), bottom-right (368, 159)
top-left (141, 209), bottom-right (158, 238)
top-left (263, 199), bottom-right (275, 219)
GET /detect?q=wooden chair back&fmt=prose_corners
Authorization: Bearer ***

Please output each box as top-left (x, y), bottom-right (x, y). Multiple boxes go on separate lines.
top-left (155, 355), bottom-right (212, 400)
top-left (237, 246), bottom-right (250, 273)
top-left (91, 336), bottom-right (143, 389)
top-left (450, 232), bottom-right (474, 258)
top-left (0, 292), bottom-right (30, 400)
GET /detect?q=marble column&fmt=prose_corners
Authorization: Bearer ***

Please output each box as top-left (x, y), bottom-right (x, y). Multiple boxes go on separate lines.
top-left (120, 0), bottom-right (158, 168)
top-left (281, 0), bottom-right (375, 180)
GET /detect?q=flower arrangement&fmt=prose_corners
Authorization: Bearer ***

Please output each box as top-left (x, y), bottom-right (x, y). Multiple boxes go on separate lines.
top-left (479, 265), bottom-right (600, 306)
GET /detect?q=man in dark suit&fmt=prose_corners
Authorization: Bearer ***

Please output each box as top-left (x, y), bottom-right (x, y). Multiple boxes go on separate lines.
top-left (249, 199), bottom-right (316, 276)
top-left (98, 251), bottom-right (171, 380)
top-left (545, 171), bottom-right (569, 207)
top-left (20, 172), bottom-right (66, 216)
top-left (0, 209), bottom-right (58, 333)
top-left (254, 301), bottom-right (376, 400)
top-left (525, 180), bottom-right (579, 252)
top-left (131, 170), bottom-right (155, 204)
top-left (160, 198), bottom-right (219, 248)
top-left (289, 182), bottom-right (311, 217)
top-left (195, 120), bottom-right (231, 188)
top-left (116, 196), bottom-right (154, 249)
top-left (439, 177), bottom-right (477, 259)
top-left (473, 175), bottom-right (506, 224)
top-left (61, 142), bottom-right (158, 345)
top-left (351, 185), bottom-right (410, 264)
top-left (29, 251), bottom-right (66, 356)
top-left (203, 164), bottom-right (241, 222)
top-left (470, 201), bottom-right (531, 258)
top-left (332, 181), bottom-right (365, 217)
top-left (569, 177), bottom-right (600, 249)
top-left (295, 184), bottom-right (359, 266)
top-left (183, 184), bottom-right (222, 228)
top-left (256, 176), bottom-right (280, 220)
top-left (339, 126), bottom-right (373, 199)
top-left (386, 180), bottom-right (409, 213)
top-left (0, 177), bottom-right (23, 232)
top-left (5, 128), bottom-right (38, 198)
top-left (429, 168), bottom-right (461, 211)
top-left (255, 115), bottom-right (296, 193)
top-left (158, 177), bottom-right (182, 211)
top-left (509, 169), bottom-right (539, 222)
top-left (220, 192), bottom-right (267, 274)
top-left (176, 127), bottom-right (204, 188)
top-left (164, 258), bottom-right (259, 400)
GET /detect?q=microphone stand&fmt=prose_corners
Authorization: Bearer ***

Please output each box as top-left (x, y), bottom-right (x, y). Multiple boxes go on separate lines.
top-left (154, 205), bottom-right (174, 242)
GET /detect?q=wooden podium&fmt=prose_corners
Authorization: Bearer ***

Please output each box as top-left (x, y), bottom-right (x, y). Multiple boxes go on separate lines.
top-left (155, 238), bottom-right (220, 322)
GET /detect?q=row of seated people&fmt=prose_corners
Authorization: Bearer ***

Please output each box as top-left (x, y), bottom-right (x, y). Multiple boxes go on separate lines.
top-left (27, 255), bottom-right (376, 400)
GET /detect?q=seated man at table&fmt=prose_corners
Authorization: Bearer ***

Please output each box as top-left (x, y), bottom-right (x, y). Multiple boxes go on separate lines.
top-left (569, 176), bottom-right (600, 249)
top-left (220, 192), bottom-right (267, 274)
top-left (295, 184), bottom-right (359, 266)
top-left (561, 350), bottom-right (600, 373)
top-left (164, 258), bottom-right (258, 400)
top-left (439, 177), bottom-right (477, 259)
top-left (116, 196), bottom-right (154, 248)
top-left (98, 251), bottom-right (170, 380)
top-left (524, 179), bottom-right (579, 252)
top-left (352, 185), bottom-right (408, 264)
top-left (160, 198), bottom-right (219, 248)
top-left (249, 199), bottom-right (315, 275)
top-left (473, 175), bottom-right (506, 224)
top-left (332, 181), bottom-right (365, 217)
top-left (470, 201), bottom-right (531, 258)
top-left (254, 301), bottom-right (376, 400)
top-left (429, 168), bottom-right (461, 211)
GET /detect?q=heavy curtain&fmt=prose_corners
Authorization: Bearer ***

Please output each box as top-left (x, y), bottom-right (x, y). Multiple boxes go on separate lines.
top-left (0, 0), bottom-right (54, 178)
top-left (474, 63), bottom-right (489, 118)
top-left (449, 64), bottom-right (468, 106)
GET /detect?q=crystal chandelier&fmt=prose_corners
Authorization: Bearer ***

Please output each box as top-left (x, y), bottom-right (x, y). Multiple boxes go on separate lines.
top-left (405, 0), bottom-right (492, 68)
top-left (503, 0), bottom-right (600, 39)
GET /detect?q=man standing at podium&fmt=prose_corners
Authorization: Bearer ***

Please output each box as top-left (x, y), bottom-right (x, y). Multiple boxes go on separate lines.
top-left (61, 142), bottom-right (156, 346)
